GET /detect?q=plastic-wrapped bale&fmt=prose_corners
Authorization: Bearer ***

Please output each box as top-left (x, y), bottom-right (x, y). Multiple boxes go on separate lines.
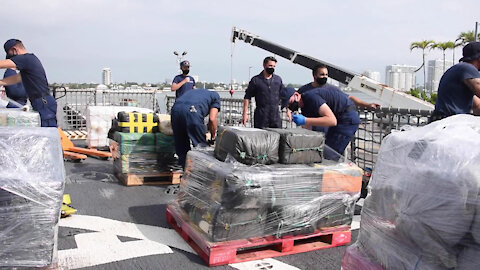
top-left (86, 105), bottom-right (153, 148)
top-left (214, 126), bottom-right (280, 165)
top-left (113, 153), bottom-right (161, 174)
top-left (178, 200), bottom-right (267, 242)
top-left (343, 115), bottom-right (480, 270)
top-left (158, 114), bottom-right (173, 136)
top-left (113, 131), bottom-right (174, 154)
top-left (180, 150), bottom-right (272, 211)
top-left (0, 109), bottom-right (41, 127)
top-left (266, 128), bottom-right (324, 164)
top-left (117, 111), bottom-right (159, 133)
top-left (179, 150), bottom-right (360, 240)
top-left (0, 127), bottom-right (65, 268)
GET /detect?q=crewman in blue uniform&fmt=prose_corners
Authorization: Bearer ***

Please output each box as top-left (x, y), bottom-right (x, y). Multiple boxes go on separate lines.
top-left (0, 39), bottom-right (57, 127)
top-left (280, 87), bottom-right (360, 160)
top-left (171, 60), bottom-right (196, 98)
top-left (242, 56), bottom-right (285, 128)
top-left (3, 62), bottom-right (28, 108)
top-left (171, 88), bottom-right (220, 168)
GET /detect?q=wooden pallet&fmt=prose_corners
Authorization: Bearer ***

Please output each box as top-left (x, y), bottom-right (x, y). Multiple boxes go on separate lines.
top-left (166, 204), bottom-right (352, 266)
top-left (62, 130), bottom-right (88, 140)
top-left (116, 171), bottom-right (182, 186)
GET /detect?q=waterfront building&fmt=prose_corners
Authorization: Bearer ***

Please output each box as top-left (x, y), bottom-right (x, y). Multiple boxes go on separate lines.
top-left (102, 68), bottom-right (112, 86)
top-left (363, 70), bottom-right (381, 83)
top-left (427, 59), bottom-right (453, 93)
top-left (385, 65), bottom-right (416, 92)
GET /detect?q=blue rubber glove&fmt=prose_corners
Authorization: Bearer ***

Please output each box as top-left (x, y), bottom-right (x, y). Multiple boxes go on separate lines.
top-left (292, 114), bottom-right (306, 126)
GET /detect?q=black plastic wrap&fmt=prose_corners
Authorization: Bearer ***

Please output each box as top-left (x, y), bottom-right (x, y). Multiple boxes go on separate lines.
top-left (214, 126), bottom-right (280, 165)
top-left (266, 128), bottom-right (324, 164)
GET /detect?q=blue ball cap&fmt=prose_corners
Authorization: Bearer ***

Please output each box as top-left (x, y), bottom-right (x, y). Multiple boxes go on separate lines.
top-left (180, 60), bottom-right (190, 67)
top-left (280, 87), bottom-right (296, 109)
top-left (4, 39), bottom-right (20, 53)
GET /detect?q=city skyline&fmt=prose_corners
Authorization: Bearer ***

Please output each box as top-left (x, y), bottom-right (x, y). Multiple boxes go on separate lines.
top-left (1, 1), bottom-right (478, 85)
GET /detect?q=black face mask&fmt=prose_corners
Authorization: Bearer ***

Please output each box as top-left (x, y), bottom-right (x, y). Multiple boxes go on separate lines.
top-left (315, 77), bottom-right (327, 86)
top-left (182, 69), bottom-right (189, 75)
top-left (265, 67), bottom-right (275, 75)
top-left (288, 101), bottom-right (300, 112)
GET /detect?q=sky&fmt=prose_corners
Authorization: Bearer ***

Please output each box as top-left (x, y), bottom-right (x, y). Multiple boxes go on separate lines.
top-left (1, 0), bottom-right (478, 85)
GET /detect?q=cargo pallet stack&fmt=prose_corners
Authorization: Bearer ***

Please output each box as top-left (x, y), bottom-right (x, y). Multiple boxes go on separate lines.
top-left (167, 126), bottom-right (363, 266)
top-left (0, 110), bottom-right (65, 269)
top-left (110, 111), bottom-right (180, 186)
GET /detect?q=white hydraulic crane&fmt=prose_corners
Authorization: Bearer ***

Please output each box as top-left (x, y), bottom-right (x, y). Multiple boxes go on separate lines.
top-left (231, 27), bottom-right (434, 111)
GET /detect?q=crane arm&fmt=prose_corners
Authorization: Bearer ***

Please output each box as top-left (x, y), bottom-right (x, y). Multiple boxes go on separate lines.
top-left (231, 27), bottom-right (434, 110)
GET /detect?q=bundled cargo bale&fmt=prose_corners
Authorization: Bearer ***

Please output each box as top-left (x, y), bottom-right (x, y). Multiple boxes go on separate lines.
top-left (86, 105), bottom-right (153, 148)
top-left (113, 131), bottom-right (174, 155)
top-left (214, 126), bottom-right (280, 165)
top-left (0, 109), bottom-right (41, 127)
top-left (343, 115), bottom-right (480, 270)
top-left (158, 114), bottom-right (173, 136)
top-left (117, 111), bottom-right (159, 133)
top-left (266, 128), bottom-right (324, 164)
top-left (179, 200), bottom-right (267, 242)
top-left (0, 127), bottom-right (65, 268)
top-left (175, 150), bottom-right (360, 242)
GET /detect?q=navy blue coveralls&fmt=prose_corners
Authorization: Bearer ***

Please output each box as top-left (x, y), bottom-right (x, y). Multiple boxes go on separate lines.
top-left (301, 87), bottom-right (360, 160)
top-left (9, 53), bottom-right (57, 127)
top-left (171, 89), bottom-right (221, 168)
top-left (172, 74), bottom-right (196, 98)
top-left (3, 69), bottom-right (27, 108)
top-left (244, 72), bottom-right (285, 128)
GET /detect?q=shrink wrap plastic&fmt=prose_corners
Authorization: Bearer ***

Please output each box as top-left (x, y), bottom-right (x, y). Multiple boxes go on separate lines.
top-left (172, 149), bottom-right (362, 242)
top-left (86, 105), bottom-right (153, 148)
top-left (111, 131), bottom-right (176, 174)
top-left (0, 109), bottom-right (41, 127)
top-left (343, 115), bottom-right (480, 270)
top-left (0, 127), bottom-right (65, 268)
top-left (266, 128), bottom-right (324, 164)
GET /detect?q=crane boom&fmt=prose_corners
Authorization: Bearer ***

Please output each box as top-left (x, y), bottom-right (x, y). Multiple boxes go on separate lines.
top-left (232, 27), bottom-right (434, 110)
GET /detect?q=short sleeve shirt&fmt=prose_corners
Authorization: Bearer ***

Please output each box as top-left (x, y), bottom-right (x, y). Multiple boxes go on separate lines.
top-left (172, 74), bottom-right (196, 98)
top-left (172, 89), bottom-right (220, 117)
top-left (301, 86), bottom-right (359, 124)
top-left (435, 62), bottom-right (480, 115)
top-left (298, 82), bottom-right (316, 94)
top-left (10, 53), bottom-right (49, 99)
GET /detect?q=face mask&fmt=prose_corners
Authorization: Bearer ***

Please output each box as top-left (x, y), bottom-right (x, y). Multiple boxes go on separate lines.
top-left (182, 69), bottom-right (189, 75)
top-left (288, 101), bottom-right (300, 112)
top-left (265, 67), bottom-right (275, 75)
top-left (316, 77), bottom-right (327, 85)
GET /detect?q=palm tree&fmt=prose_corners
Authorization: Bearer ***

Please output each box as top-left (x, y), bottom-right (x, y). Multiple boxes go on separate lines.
top-left (410, 40), bottom-right (435, 94)
top-left (457, 31), bottom-right (480, 45)
top-left (431, 41), bottom-right (455, 72)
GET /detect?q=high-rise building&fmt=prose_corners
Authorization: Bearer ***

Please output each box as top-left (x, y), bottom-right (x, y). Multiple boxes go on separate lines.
top-left (362, 70), bottom-right (381, 83)
top-left (385, 65), bottom-right (417, 92)
top-left (102, 68), bottom-right (112, 86)
top-left (427, 59), bottom-right (453, 93)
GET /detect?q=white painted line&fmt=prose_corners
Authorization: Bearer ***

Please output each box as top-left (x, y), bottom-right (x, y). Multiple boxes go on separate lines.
top-left (58, 236), bottom-right (172, 269)
top-left (74, 232), bottom-right (120, 249)
top-left (351, 215), bottom-right (361, 230)
top-left (230, 258), bottom-right (302, 270)
top-left (59, 215), bottom-right (193, 253)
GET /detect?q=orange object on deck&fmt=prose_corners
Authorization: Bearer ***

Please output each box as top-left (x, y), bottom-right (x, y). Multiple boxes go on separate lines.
top-left (58, 128), bottom-right (111, 161)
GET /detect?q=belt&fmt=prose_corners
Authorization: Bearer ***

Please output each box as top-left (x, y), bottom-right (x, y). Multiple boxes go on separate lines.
top-left (30, 93), bottom-right (49, 100)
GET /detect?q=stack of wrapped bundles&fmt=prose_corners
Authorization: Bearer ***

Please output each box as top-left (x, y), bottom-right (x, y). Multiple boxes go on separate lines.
top-left (214, 126), bottom-right (280, 165)
top-left (0, 109), bottom-right (41, 127)
top-left (112, 131), bottom-right (175, 175)
top-left (266, 128), bottom-right (324, 164)
top-left (0, 127), bottom-right (65, 268)
top-left (342, 114), bottom-right (480, 270)
top-left (86, 106), bottom-right (153, 148)
top-left (172, 149), bottom-right (361, 242)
